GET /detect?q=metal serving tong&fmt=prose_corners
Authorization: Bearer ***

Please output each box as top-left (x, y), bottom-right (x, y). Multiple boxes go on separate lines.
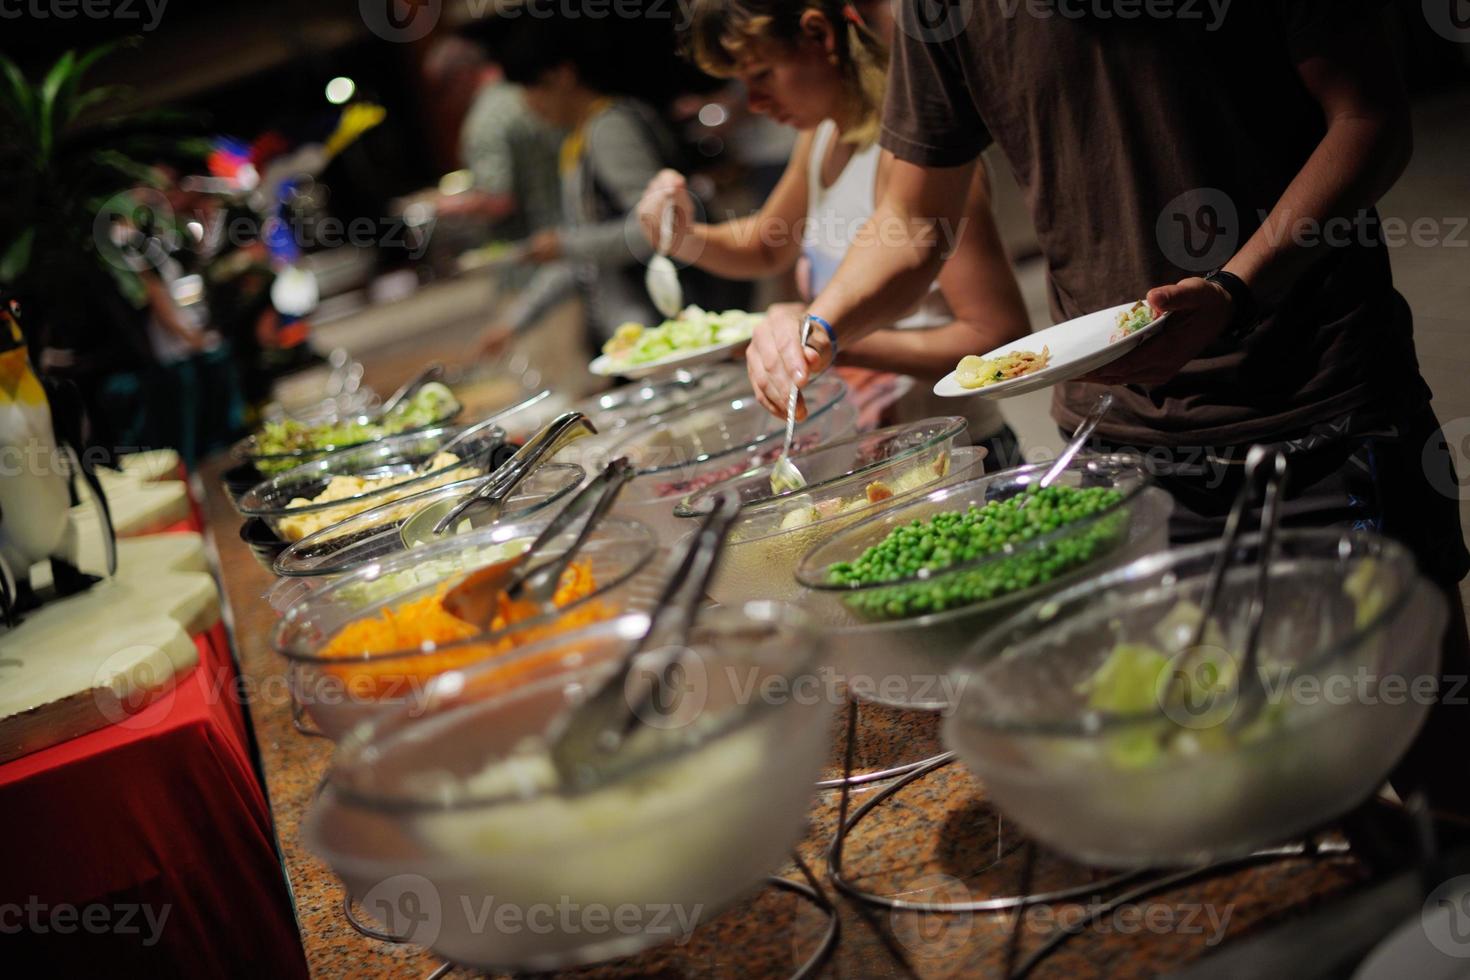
top-left (548, 490), bottom-right (742, 792)
top-left (439, 457), bottom-right (636, 628)
top-left (399, 411), bottom-right (596, 547)
top-left (376, 362), bottom-right (445, 418)
top-left (1165, 444), bottom-right (1290, 731)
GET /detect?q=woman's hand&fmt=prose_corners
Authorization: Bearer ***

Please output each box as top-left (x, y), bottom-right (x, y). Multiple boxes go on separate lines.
top-left (1081, 277), bottom-right (1234, 386)
top-left (635, 169), bottom-right (695, 257)
top-left (525, 229), bottom-right (563, 264)
top-left (745, 303), bottom-right (834, 420)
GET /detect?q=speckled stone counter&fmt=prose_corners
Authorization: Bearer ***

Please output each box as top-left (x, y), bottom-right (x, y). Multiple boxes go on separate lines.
top-left (198, 340), bottom-right (1371, 977)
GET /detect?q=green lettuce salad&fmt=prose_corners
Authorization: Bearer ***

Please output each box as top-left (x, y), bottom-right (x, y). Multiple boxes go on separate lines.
top-left (602, 306), bottom-right (760, 366)
top-left (252, 382), bottom-right (460, 472)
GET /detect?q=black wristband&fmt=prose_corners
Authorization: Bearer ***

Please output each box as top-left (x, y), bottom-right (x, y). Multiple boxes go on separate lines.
top-left (1205, 270), bottom-right (1260, 341)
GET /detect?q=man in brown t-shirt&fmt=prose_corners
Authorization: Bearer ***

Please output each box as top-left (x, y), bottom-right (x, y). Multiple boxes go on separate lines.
top-left (745, 0), bottom-right (1468, 812)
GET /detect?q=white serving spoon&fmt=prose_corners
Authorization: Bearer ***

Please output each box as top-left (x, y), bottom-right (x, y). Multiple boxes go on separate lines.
top-left (769, 317), bottom-right (814, 495)
top-left (645, 202), bottom-right (683, 320)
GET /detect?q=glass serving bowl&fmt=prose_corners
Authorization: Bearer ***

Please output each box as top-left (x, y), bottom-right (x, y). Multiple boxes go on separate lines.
top-left (680, 437), bottom-right (989, 608)
top-left (270, 463), bottom-right (585, 581)
top-left (231, 386), bottom-right (463, 475)
top-left (304, 603), bottom-right (832, 972)
top-left (576, 364), bottom-right (746, 437)
top-left (796, 455), bottom-right (1152, 624)
top-left (604, 374), bottom-right (856, 543)
top-left (943, 530), bottom-right (1446, 869)
top-left (236, 424), bottom-right (510, 542)
top-left (796, 487), bottom-right (1173, 711)
top-left (271, 516), bottom-right (659, 740)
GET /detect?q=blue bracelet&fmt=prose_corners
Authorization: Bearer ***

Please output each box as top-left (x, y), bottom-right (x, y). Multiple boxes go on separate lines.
top-left (802, 313), bottom-right (838, 355)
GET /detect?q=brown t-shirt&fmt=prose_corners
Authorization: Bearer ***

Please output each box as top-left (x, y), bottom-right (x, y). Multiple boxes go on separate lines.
top-left (881, 0), bottom-right (1429, 447)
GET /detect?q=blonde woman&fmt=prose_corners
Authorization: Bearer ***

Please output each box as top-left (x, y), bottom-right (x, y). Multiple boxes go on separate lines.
top-left (636, 0), bottom-right (1030, 468)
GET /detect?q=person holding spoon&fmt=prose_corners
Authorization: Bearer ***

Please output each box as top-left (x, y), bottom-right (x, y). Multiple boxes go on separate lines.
top-left (747, 0), bottom-right (1469, 815)
top-left (634, 0), bottom-right (1032, 469)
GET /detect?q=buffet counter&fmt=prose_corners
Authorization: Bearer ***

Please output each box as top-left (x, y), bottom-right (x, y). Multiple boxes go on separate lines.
top-left (198, 448), bottom-right (1374, 979)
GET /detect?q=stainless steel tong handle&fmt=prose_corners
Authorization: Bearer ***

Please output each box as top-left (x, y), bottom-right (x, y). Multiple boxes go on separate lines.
top-left (508, 457), bottom-right (636, 603)
top-left (432, 411), bottom-right (597, 534)
top-left (1168, 444), bottom-right (1289, 729)
top-left (547, 490), bottom-right (742, 789)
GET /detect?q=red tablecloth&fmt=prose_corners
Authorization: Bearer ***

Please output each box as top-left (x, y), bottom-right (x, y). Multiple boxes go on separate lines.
top-left (0, 520), bottom-right (307, 976)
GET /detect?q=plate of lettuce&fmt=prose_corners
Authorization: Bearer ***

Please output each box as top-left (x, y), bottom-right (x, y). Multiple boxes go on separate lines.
top-left (590, 306), bottom-right (760, 379)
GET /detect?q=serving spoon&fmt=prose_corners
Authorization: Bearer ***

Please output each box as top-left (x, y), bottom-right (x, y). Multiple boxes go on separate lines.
top-left (645, 202), bottom-right (683, 320)
top-left (438, 458), bottom-right (636, 628)
top-left (769, 317), bottom-right (814, 495)
top-left (1022, 391), bottom-right (1114, 504)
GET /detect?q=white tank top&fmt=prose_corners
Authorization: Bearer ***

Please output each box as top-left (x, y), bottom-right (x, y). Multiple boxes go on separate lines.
top-left (803, 120), bottom-right (1006, 439)
top-left (803, 120), bottom-right (950, 328)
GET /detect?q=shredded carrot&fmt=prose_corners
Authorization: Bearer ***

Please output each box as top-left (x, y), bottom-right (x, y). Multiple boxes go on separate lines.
top-left (318, 560), bottom-right (606, 695)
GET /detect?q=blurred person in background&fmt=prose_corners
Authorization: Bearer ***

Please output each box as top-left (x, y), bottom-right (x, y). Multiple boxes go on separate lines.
top-left (475, 15), bottom-right (686, 358)
top-left (425, 34), bottom-right (564, 243)
top-left (634, 0), bottom-right (1031, 467)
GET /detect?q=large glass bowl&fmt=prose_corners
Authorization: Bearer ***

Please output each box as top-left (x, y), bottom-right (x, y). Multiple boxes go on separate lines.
top-left (797, 487), bottom-right (1173, 711)
top-left (270, 463), bottom-right (585, 581)
top-left (271, 516), bottom-right (659, 740)
top-left (683, 439), bottom-right (989, 608)
top-left (237, 424), bottom-right (510, 542)
top-left (230, 385), bottom-right (463, 475)
top-left (574, 365), bottom-right (746, 438)
top-left (304, 604), bottom-right (832, 971)
top-left (943, 530), bottom-right (1446, 869)
top-left (604, 374), bottom-right (856, 543)
top-left (796, 455), bottom-right (1151, 623)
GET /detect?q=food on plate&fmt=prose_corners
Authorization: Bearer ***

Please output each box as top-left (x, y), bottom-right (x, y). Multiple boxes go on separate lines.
top-left (827, 484), bottom-right (1125, 620)
top-left (253, 382), bottom-right (459, 472)
top-left (601, 306), bottom-right (760, 366)
top-left (955, 347), bottom-right (1051, 389)
top-left (317, 560), bottom-right (602, 694)
top-left (277, 452), bottom-right (476, 542)
top-left (1110, 301), bottom-right (1156, 344)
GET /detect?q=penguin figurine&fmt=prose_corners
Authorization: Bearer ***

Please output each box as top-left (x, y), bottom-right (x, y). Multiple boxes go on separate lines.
top-left (0, 294), bottom-right (116, 627)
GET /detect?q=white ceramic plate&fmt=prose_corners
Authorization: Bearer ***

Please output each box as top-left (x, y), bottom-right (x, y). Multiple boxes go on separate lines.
top-left (933, 303), bottom-right (1169, 400)
top-left (590, 336), bottom-right (748, 380)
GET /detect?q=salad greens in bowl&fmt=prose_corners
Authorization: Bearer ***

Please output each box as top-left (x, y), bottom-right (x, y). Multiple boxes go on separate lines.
top-left (943, 529), bottom-right (1445, 868)
top-left (232, 382), bottom-right (462, 475)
